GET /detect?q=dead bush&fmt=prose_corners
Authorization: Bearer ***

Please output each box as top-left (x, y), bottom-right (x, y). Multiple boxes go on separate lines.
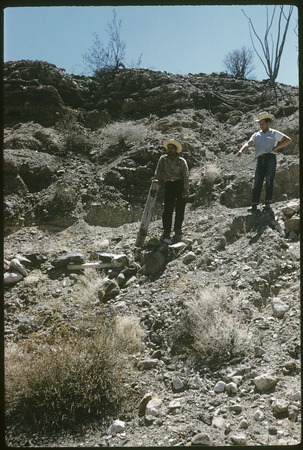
top-left (205, 162), bottom-right (221, 182)
top-left (170, 286), bottom-right (253, 368)
top-left (191, 163), bottom-right (221, 185)
top-left (5, 314), bottom-right (144, 432)
top-left (102, 121), bottom-right (147, 146)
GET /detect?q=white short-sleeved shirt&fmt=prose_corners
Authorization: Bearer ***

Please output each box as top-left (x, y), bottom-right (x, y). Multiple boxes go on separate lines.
top-left (251, 128), bottom-right (286, 158)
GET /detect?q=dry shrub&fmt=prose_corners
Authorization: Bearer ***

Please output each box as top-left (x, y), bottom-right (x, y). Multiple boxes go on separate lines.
top-left (205, 162), bottom-right (221, 182)
top-left (170, 286), bottom-right (253, 368)
top-left (65, 127), bottom-right (93, 153)
top-left (190, 163), bottom-right (221, 186)
top-left (102, 121), bottom-right (147, 146)
top-left (114, 315), bottom-right (145, 354)
top-left (62, 114), bottom-right (94, 154)
top-left (5, 313), bottom-right (144, 432)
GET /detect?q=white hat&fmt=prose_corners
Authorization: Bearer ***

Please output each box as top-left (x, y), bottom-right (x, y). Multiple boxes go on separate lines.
top-left (255, 112), bottom-right (274, 122)
top-left (163, 139), bottom-right (182, 153)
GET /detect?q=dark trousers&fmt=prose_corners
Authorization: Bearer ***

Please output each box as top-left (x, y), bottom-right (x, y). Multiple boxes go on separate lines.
top-left (163, 180), bottom-right (186, 234)
top-left (252, 153), bottom-right (277, 206)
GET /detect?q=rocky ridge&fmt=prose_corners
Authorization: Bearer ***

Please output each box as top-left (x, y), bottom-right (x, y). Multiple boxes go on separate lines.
top-left (3, 60), bottom-right (301, 447)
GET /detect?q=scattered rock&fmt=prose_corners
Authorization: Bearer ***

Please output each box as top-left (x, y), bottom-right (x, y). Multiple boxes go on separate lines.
top-left (51, 252), bottom-right (85, 268)
top-left (253, 373), bottom-right (279, 392)
top-left (98, 278), bottom-right (120, 302)
top-left (107, 419), bottom-right (125, 436)
top-left (10, 258), bottom-right (28, 276)
top-left (214, 381), bottom-right (226, 393)
top-left (271, 297), bottom-right (289, 318)
top-left (4, 271), bottom-right (23, 285)
top-left (191, 432), bottom-right (212, 446)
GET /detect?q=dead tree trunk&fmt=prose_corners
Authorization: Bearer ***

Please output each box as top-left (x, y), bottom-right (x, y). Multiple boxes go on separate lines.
top-left (135, 181), bottom-right (160, 247)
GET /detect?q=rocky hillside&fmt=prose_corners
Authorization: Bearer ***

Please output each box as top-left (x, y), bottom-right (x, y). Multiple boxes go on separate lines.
top-left (3, 60), bottom-right (300, 447)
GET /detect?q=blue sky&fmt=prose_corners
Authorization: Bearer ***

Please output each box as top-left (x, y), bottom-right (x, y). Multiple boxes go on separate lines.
top-left (4, 4), bottom-right (299, 86)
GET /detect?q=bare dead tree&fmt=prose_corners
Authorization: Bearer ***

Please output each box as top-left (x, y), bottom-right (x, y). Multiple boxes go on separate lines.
top-left (294, 19), bottom-right (299, 68)
top-left (223, 46), bottom-right (255, 79)
top-left (242, 5), bottom-right (294, 90)
top-left (83, 9), bottom-right (142, 75)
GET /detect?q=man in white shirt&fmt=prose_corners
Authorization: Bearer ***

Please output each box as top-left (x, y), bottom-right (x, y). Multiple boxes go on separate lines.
top-left (236, 112), bottom-right (292, 212)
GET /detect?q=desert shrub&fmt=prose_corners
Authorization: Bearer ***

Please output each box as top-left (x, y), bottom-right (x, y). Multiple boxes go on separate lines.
top-left (205, 162), bottom-right (221, 182)
top-left (190, 163), bottom-right (221, 184)
top-left (114, 315), bottom-right (144, 354)
top-left (5, 314), bottom-right (144, 432)
top-left (170, 286), bottom-right (253, 368)
top-left (60, 111), bottom-right (94, 154)
top-left (64, 126), bottom-right (93, 154)
top-left (102, 121), bottom-right (147, 146)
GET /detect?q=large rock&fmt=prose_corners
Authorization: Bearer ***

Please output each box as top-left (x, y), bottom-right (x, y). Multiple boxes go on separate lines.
top-left (4, 148), bottom-right (61, 193)
top-left (4, 83), bottom-right (64, 126)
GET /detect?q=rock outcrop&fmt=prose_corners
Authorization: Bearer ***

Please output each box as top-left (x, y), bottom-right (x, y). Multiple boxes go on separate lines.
top-left (3, 60), bottom-right (299, 232)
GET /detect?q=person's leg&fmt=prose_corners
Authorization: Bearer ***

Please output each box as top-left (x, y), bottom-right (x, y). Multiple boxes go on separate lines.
top-left (252, 156), bottom-right (266, 209)
top-left (162, 182), bottom-right (175, 236)
top-left (173, 180), bottom-right (186, 236)
top-left (264, 154), bottom-right (277, 208)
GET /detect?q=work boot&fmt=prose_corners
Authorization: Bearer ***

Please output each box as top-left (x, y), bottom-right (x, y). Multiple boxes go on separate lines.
top-left (263, 203), bottom-right (272, 211)
top-left (263, 204), bottom-right (275, 219)
top-left (172, 230), bottom-right (182, 243)
top-left (160, 232), bottom-right (171, 243)
top-left (247, 205), bottom-right (258, 213)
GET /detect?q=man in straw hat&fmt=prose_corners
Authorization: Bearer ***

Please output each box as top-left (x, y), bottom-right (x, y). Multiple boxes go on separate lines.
top-left (236, 112), bottom-right (292, 212)
top-left (153, 139), bottom-right (189, 242)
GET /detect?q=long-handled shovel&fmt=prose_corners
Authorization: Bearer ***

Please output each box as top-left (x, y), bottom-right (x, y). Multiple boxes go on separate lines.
top-left (135, 181), bottom-right (160, 247)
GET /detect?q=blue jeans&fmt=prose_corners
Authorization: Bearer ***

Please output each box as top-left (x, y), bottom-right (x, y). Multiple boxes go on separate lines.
top-left (252, 153), bottom-right (277, 206)
top-left (163, 180), bottom-right (186, 234)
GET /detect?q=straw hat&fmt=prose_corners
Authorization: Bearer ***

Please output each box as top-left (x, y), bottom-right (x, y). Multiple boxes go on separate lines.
top-left (255, 112), bottom-right (274, 122)
top-left (163, 139), bottom-right (182, 153)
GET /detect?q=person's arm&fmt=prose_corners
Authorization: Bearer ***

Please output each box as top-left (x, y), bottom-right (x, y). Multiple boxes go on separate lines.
top-left (272, 135), bottom-right (292, 153)
top-left (236, 138), bottom-right (254, 157)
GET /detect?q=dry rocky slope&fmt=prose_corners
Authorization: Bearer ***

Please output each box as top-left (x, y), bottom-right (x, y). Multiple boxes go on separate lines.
top-left (3, 60), bottom-right (301, 447)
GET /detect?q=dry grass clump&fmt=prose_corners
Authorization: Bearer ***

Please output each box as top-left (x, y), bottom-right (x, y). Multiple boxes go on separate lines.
top-left (5, 314), bottom-right (144, 432)
top-left (190, 163), bottom-right (221, 186)
top-left (170, 286), bottom-right (253, 368)
top-left (102, 121), bottom-right (148, 146)
top-left (205, 162), bottom-right (221, 182)
top-left (114, 315), bottom-right (145, 354)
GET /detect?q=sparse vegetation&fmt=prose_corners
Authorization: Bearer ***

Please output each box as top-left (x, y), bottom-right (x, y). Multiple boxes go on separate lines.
top-left (5, 314), bottom-right (144, 431)
top-left (64, 122), bottom-right (94, 154)
top-left (190, 163), bottom-right (221, 186)
top-left (170, 287), bottom-right (254, 368)
top-left (101, 121), bottom-right (148, 146)
top-left (242, 5), bottom-right (294, 89)
top-left (205, 162), bottom-right (222, 182)
top-left (82, 9), bottom-right (142, 75)
top-left (223, 46), bottom-right (255, 79)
